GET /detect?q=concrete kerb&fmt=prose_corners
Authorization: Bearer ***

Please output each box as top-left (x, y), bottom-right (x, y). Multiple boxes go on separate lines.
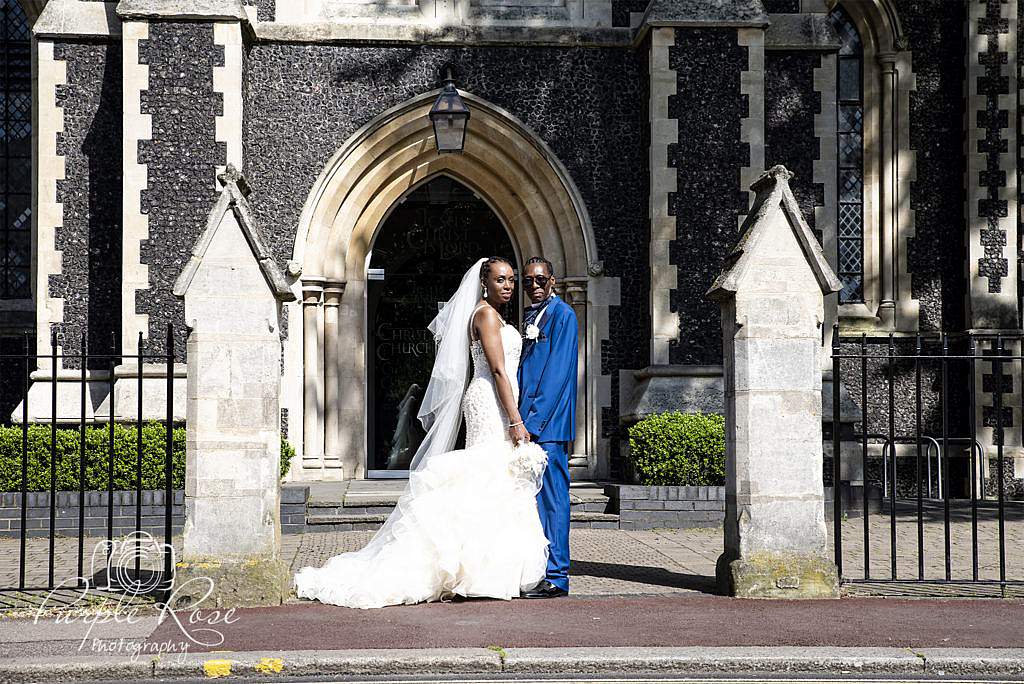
top-left (1, 647), bottom-right (1024, 681)
top-left (918, 648), bottom-right (1024, 676)
top-left (501, 647), bottom-right (924, 674)
top-left (0, 655), bottom-right (154, 683)
top-left (153, 648), bottom-right (504, 679)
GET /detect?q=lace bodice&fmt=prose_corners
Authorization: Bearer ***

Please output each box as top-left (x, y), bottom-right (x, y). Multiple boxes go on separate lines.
top-left (470, 324), bottom-right (522, 390)
top-left (463, 323), bottom-right (522, 448)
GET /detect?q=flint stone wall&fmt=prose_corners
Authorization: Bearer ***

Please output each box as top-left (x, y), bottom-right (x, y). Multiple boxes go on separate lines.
top-left (243, 43), bottom-right (649, 474)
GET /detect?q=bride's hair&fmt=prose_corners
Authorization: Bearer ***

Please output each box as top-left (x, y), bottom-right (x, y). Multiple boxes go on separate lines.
top-left (479, 256), bottom-right (514, 320)
top-left (479, 256), bottom-right (513, 283)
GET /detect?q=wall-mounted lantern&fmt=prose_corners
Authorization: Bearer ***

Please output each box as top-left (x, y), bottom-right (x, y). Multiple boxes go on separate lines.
top-left (429, 69), bottom-right (470, 153)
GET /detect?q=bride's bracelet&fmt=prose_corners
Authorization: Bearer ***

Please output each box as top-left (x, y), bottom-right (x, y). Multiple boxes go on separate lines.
top-left (508, 420), bottom-right (524, 428)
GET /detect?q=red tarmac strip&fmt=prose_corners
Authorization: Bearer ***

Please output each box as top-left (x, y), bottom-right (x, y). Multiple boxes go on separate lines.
top-left (147, 594), bottom-right (1024, 653)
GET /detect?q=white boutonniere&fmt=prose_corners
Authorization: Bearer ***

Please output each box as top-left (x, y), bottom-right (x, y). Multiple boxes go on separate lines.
top-left (525, 324), bottom-right (541, 341)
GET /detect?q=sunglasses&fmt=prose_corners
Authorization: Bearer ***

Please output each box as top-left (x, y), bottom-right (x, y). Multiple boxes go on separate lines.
top-left (522, 275), bottom-right (551, 287)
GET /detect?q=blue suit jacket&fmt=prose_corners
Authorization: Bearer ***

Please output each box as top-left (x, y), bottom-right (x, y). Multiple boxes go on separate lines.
top-left (517, 295), bottom-right (578, 443)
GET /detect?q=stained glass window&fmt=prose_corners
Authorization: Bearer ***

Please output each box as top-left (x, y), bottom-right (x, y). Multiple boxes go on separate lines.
top-left (1, 0), bottom-right (30, 300)
top-left (830, 5), bottom-right (865, 304)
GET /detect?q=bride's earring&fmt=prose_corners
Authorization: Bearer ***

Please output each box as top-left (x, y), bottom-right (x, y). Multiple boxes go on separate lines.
top-left (482, 285), bottom-right (488, 299)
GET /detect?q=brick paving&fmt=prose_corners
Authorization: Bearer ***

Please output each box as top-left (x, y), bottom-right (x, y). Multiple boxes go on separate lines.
top-left (284, 527), bottom-right (722, 598)
top-left (0, 533), bottom-right (170, 596)
top-left (2, 502), bottom-right (1022, 607)
top-left (834, 501), bottom-right (1024, 596)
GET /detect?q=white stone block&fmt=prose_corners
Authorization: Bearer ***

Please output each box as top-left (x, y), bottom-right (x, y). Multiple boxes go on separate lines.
top-left (732, 338), bottom-right (822, 392)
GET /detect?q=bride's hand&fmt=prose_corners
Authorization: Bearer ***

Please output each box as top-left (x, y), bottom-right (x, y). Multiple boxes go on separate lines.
top-left (510, 423), bottom-right (530, 445)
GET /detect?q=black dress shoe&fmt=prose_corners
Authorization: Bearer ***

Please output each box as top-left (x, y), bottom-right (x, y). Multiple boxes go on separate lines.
top-left (521, 580), bottom-right (568, 599)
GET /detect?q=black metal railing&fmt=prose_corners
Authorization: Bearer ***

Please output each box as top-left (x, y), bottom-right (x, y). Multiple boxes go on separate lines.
top-left (831, 326), bottom-right (1022, 590)
top-left (0, 324), bottom-right (176, 603)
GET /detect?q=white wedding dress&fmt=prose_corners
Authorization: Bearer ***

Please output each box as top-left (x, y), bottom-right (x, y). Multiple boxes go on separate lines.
top-left (293, 321), bottom-right (550, 609)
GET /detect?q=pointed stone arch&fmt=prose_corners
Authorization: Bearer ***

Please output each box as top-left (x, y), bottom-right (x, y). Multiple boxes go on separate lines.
top-left (17, 0), bottom-right (45, 24)
top-left (294, 90), bottom-right (597, 282)
top-left (826, 0), bottom-right (906, 53)
top-left (827, 0), bottom-right (919, 333)
top-left (290, 90), bottom-right (608, 481)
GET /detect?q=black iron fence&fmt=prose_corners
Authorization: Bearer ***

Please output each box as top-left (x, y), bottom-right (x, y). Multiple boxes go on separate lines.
top-left (0, 324), bottom-right (176, 602)
top-left (831, 326), bottom-right (1023, 590)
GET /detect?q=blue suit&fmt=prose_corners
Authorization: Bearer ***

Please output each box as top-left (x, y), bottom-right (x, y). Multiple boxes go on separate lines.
top-left (517, 295), bottom-right (578, 592)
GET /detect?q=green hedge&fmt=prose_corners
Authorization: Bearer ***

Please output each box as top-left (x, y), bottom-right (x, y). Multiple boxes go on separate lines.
top-left (627, 412), bottom-right (725, 486)
top-left (280, 437), bottom-right (296, 479)
top-left (0, 424), bottom-right (295, 492)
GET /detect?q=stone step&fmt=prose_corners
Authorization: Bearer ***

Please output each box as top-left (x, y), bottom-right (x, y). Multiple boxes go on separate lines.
top-left (301, 480), bottom-right (618, 531)
top-left (308, 497), bottom-right (611, 515)
top-left (306, 513), bottom-right (388, 525)
top-left (306, 502), bottom-right (395, 513)
top-left (572, 498), bottom-right (611, 513)
top-left (307, 481), bottom-right (613, 512)
top-left (305, 510), bottom-right (620, 528)
top-left (466, 6), bottom-right (570, 21)
top-left (570, 511), bottom-right (620, 523)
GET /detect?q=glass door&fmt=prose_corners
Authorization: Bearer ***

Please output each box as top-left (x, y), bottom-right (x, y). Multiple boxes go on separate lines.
top-left (366, 177), bottom-right (518, 476)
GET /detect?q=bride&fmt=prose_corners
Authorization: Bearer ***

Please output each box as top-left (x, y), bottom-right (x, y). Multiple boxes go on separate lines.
top-left (293, 257), bottom-right (551, 609)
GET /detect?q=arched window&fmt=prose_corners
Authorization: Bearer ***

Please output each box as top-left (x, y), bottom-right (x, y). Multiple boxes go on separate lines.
top-left (825, 0), bottom-right (918, 332)
top-left (0, 0), bottom-right (30, 300)
top-left (831, 5), bottom-right (865, 305)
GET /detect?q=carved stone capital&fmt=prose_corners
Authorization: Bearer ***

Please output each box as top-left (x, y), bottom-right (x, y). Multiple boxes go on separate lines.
top-left (323, 281), bottom-right (346, 307)
top-left (563, 278), bottom-right (588, 307)
top-left (301, 278), bottom-right (325, 306)
top-left (877, 51), bottom-right (898, 72)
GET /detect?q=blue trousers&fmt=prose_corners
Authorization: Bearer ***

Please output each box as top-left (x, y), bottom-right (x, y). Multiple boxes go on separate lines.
top-left (536, 441), bottom-right (570, 592)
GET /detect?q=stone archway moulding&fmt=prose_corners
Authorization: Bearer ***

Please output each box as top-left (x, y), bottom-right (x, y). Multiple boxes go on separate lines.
top-left (290, 90), bottom-right (606, 481)
top-left (824, 0), bottom-right (918, 335)
top-left (825, 0), bottom-right (906, 53)
top-left (294, 90), bottom-right (598, 281)
top-left (18, 0), bottom-right (46, 24)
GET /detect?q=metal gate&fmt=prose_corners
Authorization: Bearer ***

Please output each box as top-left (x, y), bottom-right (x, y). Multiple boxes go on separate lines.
top-left (830, 326), bottom-right (1023, 594)
top-left (0, 324), bottom-right (177, 607)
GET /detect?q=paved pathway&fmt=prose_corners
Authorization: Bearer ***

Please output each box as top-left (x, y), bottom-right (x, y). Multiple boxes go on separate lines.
top-left (2, 503), bottom-right (1022, 605)
top-left (284, 527), bottom-right (722, 598)
top-left (834, 501), bottom-right (1024, 595)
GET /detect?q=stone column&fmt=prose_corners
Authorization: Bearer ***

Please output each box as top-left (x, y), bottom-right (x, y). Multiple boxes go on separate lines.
top-left (965, 0), bottom-right (1019, 329)
top-left (114, 0), bottom-right (250, 430)
top-left (814, 45), bottom-right (839, 360)
top-left (120, 18), bottom-right (150, 356)
top-left (172, 169), bottom-right (295, 607)
top-left (966, 0), bottom-right (1022, 475)
top-left (738, 27), bottom-right (765, 225)
top-left (322, 281), bottom-right (346, 477)
top-left (213, 20), bottom-right (244, 174)
top-left (564, 278), bottom-right (589, 478)
top-left (876, 52), bottom-right (898, 328)
top-left (648, 27), bottom-right (680, 365)
top-left (32, 37), bottom-right (65, 366)
top-left (708, 166), bottom-right (841, 599)
top-left (301, 279), bottom-right (324, 475)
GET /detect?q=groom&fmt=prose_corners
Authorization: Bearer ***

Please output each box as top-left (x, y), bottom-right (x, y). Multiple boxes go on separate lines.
top-left (517, 256), bottom-right (578, 599)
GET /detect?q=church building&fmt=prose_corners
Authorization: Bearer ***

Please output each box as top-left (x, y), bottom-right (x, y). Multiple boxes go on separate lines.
top-left (0, 0), bottom-right (1018, 490)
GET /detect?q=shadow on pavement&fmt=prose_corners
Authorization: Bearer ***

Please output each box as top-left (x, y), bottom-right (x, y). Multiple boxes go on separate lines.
top-left (569, 559), bottom-right (720, 595)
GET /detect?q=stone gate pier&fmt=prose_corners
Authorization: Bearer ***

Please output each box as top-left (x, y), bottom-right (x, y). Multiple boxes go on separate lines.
top-left (170, 167), bottom-right (295, 607)
top-left (708, 165), bottom-right (842, 599)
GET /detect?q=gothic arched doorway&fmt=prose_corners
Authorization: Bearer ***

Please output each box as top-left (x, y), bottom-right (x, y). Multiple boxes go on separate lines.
top-left (290, 90), bottom-right (611, 483)
top-left (366, 176), bottom-right (518, 475)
